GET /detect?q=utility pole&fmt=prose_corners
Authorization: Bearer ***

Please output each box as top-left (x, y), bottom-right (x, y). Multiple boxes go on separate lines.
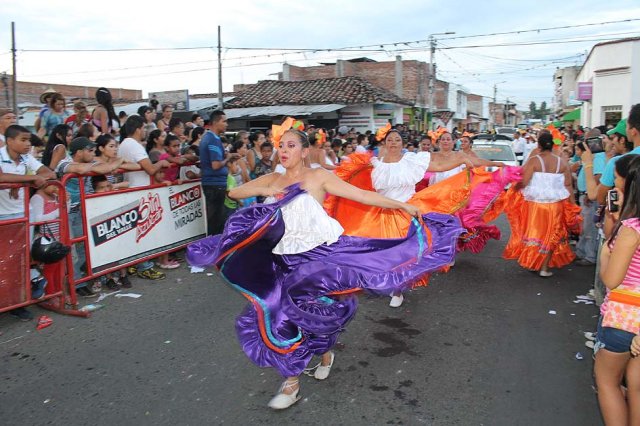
top-left (505, 98), bottom-right (510, 126)
top-left (217, 25), bottom-right (223, 111)
top-left (11, 22), bottom-right (17, 115)
top-left (427, 32), bottom-right (454, 131)
top-left (492, 83), bottom-right (497, 128)
top-left (428, 36), bottom-right (435, 131)
top-left (492, 81), bottom-right (506, 129)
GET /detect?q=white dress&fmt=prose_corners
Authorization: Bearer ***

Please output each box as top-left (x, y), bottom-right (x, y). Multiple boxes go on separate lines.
top-left (522, 155), bottom-right (569, 203)
top-left (265, 193), bottom-right (344, 255)
top-left (429, 153), bottom-right (466, 185)
top-left (371, 152), bottom-right (432, 202)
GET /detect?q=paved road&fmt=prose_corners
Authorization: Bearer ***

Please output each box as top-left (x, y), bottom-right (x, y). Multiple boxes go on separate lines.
top-left (0, 217), bottom-right (602, 425)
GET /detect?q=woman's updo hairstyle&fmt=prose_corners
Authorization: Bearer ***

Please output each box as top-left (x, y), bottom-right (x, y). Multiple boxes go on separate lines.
top-left (537, 131), bottom-right (554, 151)
top-left (284, 129), bottom-right (310, 148)
top-left (383, 129), bottom-right (402, 142)
top-left (437, 131), bottom-right (452, 142)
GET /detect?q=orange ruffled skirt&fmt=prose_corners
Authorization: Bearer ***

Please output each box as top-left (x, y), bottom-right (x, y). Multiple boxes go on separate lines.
top-left (324, 153), bottom-right (472, 239)
top-left (502, 188), bottom-right (582, 270)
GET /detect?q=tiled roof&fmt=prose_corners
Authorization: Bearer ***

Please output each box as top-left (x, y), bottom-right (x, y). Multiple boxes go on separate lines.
top-left (225, 76), bottom-right (413, 108)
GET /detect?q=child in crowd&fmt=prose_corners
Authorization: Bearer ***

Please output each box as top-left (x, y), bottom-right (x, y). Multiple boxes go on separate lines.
top-left (1, 125), bottom-right (56, 320)
top-left (253, 143), bottom-right (274, 203)
top-left (253, 142), bottom-right (274, 178)
top-left (30, 182), bottom-right (62, 238)
top-left (29, 182), bottom-right (62, 300)
top-left (158, 134), bottom-right (186, 182)
top-left (151, 170), bottom-right (180, 270)
top-left (225, 158), bottom-right (241, 218)
top-left (179, 146), bottom-right (201, 180)
top-left (91, 175), bottom-right (131, 289)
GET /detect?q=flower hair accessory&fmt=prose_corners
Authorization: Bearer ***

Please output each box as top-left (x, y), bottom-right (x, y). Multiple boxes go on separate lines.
top-left (317, 129), bottom-right (327, 145)
top-left (427, 127), bottom-right (448, 142)
top-left (375, 123), bottom-right (392, 142)
top-left (272, 117), bottom-right (305, 147)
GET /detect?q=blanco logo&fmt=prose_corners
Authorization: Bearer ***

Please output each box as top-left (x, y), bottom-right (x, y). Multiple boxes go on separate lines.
top-left (96, 210), bottom-right (139, 237)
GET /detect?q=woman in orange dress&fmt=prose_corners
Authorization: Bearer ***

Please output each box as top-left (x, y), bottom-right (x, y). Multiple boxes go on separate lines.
top-left (502, 131), bottom-right (581, 277)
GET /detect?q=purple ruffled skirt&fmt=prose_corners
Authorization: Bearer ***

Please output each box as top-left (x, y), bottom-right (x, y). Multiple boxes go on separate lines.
top-left (187, 186), bottom-right (463, 377)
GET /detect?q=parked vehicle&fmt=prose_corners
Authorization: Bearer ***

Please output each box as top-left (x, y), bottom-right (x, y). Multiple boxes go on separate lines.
top-left (472, 141), bottom-right (519, 167)
top-left (495, 126), bottom-right (519, 136)
top-left (472, 133), bottom-right (514, 142)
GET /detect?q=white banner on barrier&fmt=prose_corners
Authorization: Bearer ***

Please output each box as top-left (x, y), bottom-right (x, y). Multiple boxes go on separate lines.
top-left (84, 182), bottom-right (206, 272)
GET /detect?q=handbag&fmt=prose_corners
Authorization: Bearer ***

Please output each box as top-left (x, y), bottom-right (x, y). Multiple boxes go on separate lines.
top-left (602, 288), bottom-right (640, 335)
top-left (31, 223), bottom-right (71, 264)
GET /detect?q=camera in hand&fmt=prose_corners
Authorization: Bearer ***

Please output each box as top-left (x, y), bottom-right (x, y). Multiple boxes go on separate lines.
top-left (577, 136), bottom-right (604, 154)
top-left (607, 189), bottom-right (619, 213)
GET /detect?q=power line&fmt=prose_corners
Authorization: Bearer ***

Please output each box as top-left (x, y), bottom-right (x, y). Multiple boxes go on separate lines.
top-left (437, 34), bottom-right (640, 50)
top-left (16, 17), bottom-right (640, 56)
top-left (437, 18), bottom-right (640, 41)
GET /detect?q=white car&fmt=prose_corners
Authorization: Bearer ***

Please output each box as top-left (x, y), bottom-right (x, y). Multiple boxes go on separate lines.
top-left (495, 127), bottom-right (519, 136)
top-left (471, 141), bottom-right (519, 167)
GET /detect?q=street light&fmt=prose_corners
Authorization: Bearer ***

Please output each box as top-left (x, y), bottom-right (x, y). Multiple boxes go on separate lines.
top-left (492, 80), bottom-right (507, 128)
top-left (428, 32), bottom-right (455, 130)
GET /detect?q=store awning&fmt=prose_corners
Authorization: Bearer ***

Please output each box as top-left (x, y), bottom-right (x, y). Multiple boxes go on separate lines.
top-left (562, 108), bottom-right (581, 121)
top-left (224, 104), bottom-right (346, 119)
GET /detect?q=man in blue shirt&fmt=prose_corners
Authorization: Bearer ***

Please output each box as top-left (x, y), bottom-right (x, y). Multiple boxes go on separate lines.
top-left (596, 110), bottom-right (640, 204)
top-left (200, 110), bottom-right (240, 235)
top-left (575, 129), bottom-right (608, 265)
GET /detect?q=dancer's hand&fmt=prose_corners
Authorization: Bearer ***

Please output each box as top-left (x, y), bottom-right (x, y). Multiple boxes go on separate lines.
top-left (461, 154), bottom-right (475, 169)
top-left (631, 335), bottom-right (640, 357)
top-left (400, 203), bottom-right (421, 218)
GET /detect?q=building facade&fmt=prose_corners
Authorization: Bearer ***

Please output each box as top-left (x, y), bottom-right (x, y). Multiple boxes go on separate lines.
top-left (224, 76), bottom-right (413, 132)
top-left (576, 37), bottom-right (640, 128)
top-left (0, 75), bottom-right (142, 110)
top-left (553, 66), bottom-right (581, 115)
top-left (280, 57), bottom-right (451, 131)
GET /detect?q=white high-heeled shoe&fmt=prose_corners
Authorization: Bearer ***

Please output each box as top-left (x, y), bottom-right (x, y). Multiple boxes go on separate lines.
top-left (267, 379), bottom-right (301, 410)
top-left (389, 294), bottom-right (404, 308)
top-left (314, 352), bottom-right (335, 380)
top-left (539, 270), bottom-right (553, 278)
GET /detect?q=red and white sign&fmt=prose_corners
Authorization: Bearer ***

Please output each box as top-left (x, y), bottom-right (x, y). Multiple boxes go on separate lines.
top-left (85, 183), bottom-right (206, 272)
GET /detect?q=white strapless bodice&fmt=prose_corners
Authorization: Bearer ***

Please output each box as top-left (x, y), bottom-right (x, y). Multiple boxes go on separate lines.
top-left (265, 193), bottom-right (344, 254)
top-left (429, 164), bottom-right (466, 185)
top-left (522, 172), bottom-right (569, 203)
top-left (371, 152), bottom-right (431, 202)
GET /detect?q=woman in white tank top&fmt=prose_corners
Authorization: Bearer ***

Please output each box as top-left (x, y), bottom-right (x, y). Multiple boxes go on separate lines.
top-left (503, 132), bottom-right (581, 277)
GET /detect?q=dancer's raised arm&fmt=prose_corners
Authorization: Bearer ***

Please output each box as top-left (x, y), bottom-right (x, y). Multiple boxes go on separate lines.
top-left (320, 170), bottom-right (420, 217)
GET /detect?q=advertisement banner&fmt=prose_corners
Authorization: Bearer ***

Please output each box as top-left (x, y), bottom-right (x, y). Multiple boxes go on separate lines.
top-left (84, 183), bottom-right (206, 272)
top-left (149, 89), bottom-right (190, 112)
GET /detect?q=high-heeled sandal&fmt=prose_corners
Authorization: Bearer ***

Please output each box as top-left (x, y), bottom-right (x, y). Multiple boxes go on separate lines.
top-left (314, 351), bottom-right (335, 380)
top-left (267, 379), bottom-right (300, 410)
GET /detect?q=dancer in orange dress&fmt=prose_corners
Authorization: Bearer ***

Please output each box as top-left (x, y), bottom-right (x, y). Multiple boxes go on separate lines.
top-left (502, 131), bottom-right (581, 277)
top-left (326, 126), bottom-right (519, 307)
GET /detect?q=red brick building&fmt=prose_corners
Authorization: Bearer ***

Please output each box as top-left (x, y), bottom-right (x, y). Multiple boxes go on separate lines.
top-left (280, 57), bottom-right (449, 109)
top-left (0, 75), bottom-right (142, 109)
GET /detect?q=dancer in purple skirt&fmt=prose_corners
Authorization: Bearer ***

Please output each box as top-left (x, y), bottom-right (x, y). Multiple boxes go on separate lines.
top-left (187, 129), bottom-right (463, 409)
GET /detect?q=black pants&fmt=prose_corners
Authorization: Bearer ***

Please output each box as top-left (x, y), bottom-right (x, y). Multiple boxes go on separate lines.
top-left (203, 185), bottom-right (227, 236)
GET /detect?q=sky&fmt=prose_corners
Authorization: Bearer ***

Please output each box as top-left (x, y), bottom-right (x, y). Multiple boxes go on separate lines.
top-left (1, 0), bottom-right (639, 110)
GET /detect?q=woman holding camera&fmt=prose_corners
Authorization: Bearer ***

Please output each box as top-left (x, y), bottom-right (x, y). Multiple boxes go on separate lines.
top-left (503, 131), bottom-right (581, 277)
top-left (596, 154), bottom-right (640, 426)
